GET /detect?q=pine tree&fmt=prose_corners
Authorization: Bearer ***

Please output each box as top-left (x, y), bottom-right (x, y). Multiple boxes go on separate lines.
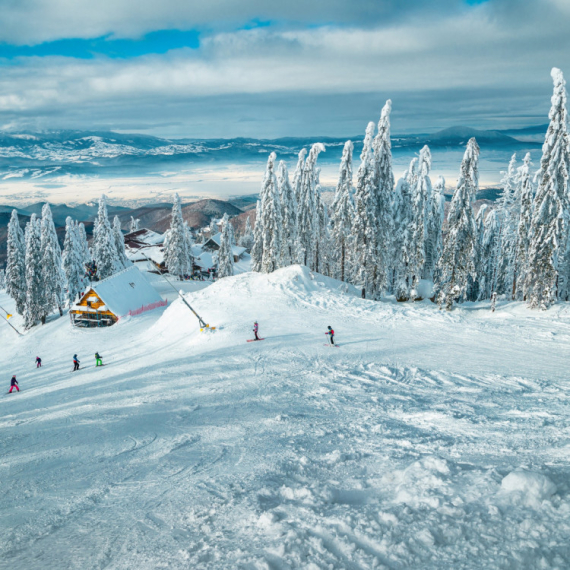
top-left (184, 221), bottom-right (195, 272)
top-left (515, 153), bottom-right (534, 300)
top-left (297, 144), bottom-right (325, 270)
top-left (313, 169), bottom-right (330, 275)
top-left (23, 215), bottom-right (44, 328)
top-left (239, 216), bottom-right (254, 251)
top-left (113, 216), bottom-right (130, 269)
top-left (330, 140), bottom-right (354, 281)
top-left (129, 216), bottom-right (140, 233)
top-left (5, 210), bottom-right (26, 314)
top-left (476, 207), bottom-right (500, 300)
top-left (259, 152), bottom-right (283, 273)
top-left (164, 193), bottom-right (190, 279)
top-left (77, 223), bottom-right (91, 263)
top-left (40, 203), bottom-right (66, 318)
top-left (62, 217), bottom-right (86, 305)
top-left (525, 68), bottom-right (570, 308)
top-left (424, 176), bottom-right (446, 280)
top-left (218, 214), bottom-right (234, 278)
top-left (434, 138), bottom-right (480, 310)
top-left (251, 201), bottom-right (263, 272)
top-left (373, 100), bottom-right (396, 295)
top-left (408, 146), bottom-right (432, 298)
top-left (0, 269), bottom-right (5, 290)
top-left (278, 160), bottom-right (298, 266)
top-left (292, 148), bottom-right (307, 204)
top-left (352, 122), bottom-right (379, 297)
top-left (495, 154), bottom-right (519, 297)
top-left (93, 195), bottom-right (120, 280)
top-left (392, 171), bottom-right (413, 301)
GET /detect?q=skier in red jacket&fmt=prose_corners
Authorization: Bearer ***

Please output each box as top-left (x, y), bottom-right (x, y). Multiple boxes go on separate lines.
top-left (253, 321), bottom-right (260, 341)
top-left (325, 326), bottom-right (335, 345)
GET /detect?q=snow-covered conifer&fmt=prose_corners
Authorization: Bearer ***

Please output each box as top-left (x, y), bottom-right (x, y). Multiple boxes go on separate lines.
top-left (515, 153), bottom-right (534, 299)
top-left (239, 215), bottom-right (254, 251)
top-left (434, 138), bottom-right (480, 309)
top-left (113, 216), bottom-right (130, 269)
top-left (164, 193), bottom-right (190, 279)
top-left (62, 218), bottom-right (86, 304)
top-left (278, 160), bottom-right (298, 266)
top-left (93, 195), bottom-right (120, 280)
top-left (392, 174), bottom-right (413, 301)
top-left (218, 214), bottom-right (234, 278)
top-left (292, 148), bottom-right (307, 204)
top-left (525, 68), bottom-right (570, 308)
top-left (77, 223), bottom-right (91, 263)
top-left (330, 141), bottom-right (354, 281)
top-left (40, 203), bottom-right (66, 318)
top-left (23, 215), bottom-right (45, 328)
top-left (5, 210), bottom-right (26, 314)
top-left (129, 216), bottom-right (140, 233)
top-left (424, 176), bottom-right (446, 280)
top-left (0, 269), bottom-right (5, 290)
top-left (408, 146), bottom-right (432, 298)
top-left (476, 207), bottom-right (500, 300)
top-left (352, 122), bottom-right (380, 297)
top-left (251, 201), bottom-right (263, 272)
top-left (259, 152), bottom-right (283, 273)
top-left (297, 144), bottom-right (325, 271)
top-left (373, 100), bottom-right (396, 294)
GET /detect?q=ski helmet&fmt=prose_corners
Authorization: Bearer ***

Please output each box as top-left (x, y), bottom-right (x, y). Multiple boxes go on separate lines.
top-left (327, 326), bottom-right (332, 330)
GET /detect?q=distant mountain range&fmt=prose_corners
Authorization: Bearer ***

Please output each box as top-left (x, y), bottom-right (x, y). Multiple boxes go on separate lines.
top-left (0, 125), bottom-right (547, 181)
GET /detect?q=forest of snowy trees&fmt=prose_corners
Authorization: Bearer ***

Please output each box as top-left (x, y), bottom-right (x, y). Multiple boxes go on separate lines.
top-left (252, 67), bottom-right (570, 310)
top-left (3, 194), bottom-right (131, 328)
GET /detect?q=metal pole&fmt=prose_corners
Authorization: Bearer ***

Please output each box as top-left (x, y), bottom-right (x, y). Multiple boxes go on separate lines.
top-left (0, 312), bottom-right (22, 336)
top-left (138, 250), bottom-right (210, 329)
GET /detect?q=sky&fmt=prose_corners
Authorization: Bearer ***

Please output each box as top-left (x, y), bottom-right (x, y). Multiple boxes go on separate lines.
top-left (0, 0), bottom-right (569, 139)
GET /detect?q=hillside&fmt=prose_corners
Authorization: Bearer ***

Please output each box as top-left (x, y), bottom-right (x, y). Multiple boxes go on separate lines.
top-left (1, 265), bottom-right (569, 568)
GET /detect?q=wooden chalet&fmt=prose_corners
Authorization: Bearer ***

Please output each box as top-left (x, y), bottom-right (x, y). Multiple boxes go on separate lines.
top-left (202, 232), bottom-right (247, 262)
top-left (70, 266), bottom-right (167, 327)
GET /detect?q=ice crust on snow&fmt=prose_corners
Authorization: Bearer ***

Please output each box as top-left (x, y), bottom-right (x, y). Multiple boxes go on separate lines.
top-left (1, 265), bottom-right (570, 569)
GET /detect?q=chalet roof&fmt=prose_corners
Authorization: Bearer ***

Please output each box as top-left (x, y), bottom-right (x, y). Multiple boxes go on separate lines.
top-left (124, 228), bottom-right (164, 247)
top-left (203, 233), bottom-right (245, 257)
top-left (126, 245), bottom-right (165, 265)
top-left (72, 266), bottom-right (165, 318)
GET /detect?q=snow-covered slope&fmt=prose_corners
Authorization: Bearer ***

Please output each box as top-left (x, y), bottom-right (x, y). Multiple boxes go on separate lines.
top-left (1, 265), bottom-right (570, 569)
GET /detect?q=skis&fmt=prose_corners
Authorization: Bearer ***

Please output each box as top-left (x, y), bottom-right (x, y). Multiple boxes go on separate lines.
top-left (324, 344), bottom-right (340, 348)
top-left (247, 338), bottom-right (265, 342)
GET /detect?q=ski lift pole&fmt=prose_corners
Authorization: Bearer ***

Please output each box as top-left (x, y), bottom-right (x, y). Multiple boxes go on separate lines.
top-left (139, 251), bottom-right (212, 330)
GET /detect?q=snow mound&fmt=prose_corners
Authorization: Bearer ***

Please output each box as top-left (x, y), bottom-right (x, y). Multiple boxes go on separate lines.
top-left (499, 470), bottom-right (557, 507)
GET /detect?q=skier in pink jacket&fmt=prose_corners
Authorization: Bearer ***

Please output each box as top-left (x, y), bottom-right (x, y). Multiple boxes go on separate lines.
top-left (253, 321), bottom-right (260, 341)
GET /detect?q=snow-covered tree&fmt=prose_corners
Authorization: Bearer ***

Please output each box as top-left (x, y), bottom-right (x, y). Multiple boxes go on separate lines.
top-left (113, 216), bottom-right (130, 269)
top-left (258, 152), bottom-right (283, 273)
top-left (40, 203), bottom-right (66, 318)
top-left (408, 146), bottom-right (432, 298)
top-left (164, 193), bottom-right (190, 279)
top-left (129, 216), bottom-right (140, 233)
top-left (239, 215), bottom-right (254, 251)
top-left (424, 176), bottom-right (446, 280)
top-left (5, 210), bottom-right (26, 315)
top-left (184, 221), bottom-right (195, 270)
top-left (297, 144), bottom-right (325, 271)
top-left (62, 217), bottom-right (86, 305)
top-left (515, 153), bottom-right (534, 299)
top-left (434, 138), bottom-right (480, 310)
top-left (330, 140), bottom-right (354, 281)
top-left (525, 68), bottom-right (570, 308)
top-left (352, 122), bottom-right (380, 298)
top-left (292, 148), bottom-right (307, 204)
top-left (77, 223), bottom-right (91, 264)
top-left (313, 168), bottom-right (330, 275)
top-left (373, 99), bottom-right (395, 295)
top-left (218, 214), bottom-right (234, 278)
top-left (494, 154), bottom-right (519, 297)
top-left (392, 171), bottom-right (413, 301)
top-left (23, 215), bottom-right (45, 328)
top-left (278, 160), bottom-right (298, 266)
top-left (476, 206), bottom-right (500, 300)
top-left (93, 195), bottom-right (120, 280)
top-left (0, 269), bottom-right (5, 290)
top-left (250, 201), bottom-right (263, 272)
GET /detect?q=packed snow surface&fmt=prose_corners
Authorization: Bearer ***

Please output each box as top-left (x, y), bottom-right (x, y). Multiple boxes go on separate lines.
top-left (1, 265), bottom-right (570, 569)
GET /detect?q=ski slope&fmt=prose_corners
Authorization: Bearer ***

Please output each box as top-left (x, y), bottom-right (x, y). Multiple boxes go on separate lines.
top-left (1, 265), bottom-right (570, 569)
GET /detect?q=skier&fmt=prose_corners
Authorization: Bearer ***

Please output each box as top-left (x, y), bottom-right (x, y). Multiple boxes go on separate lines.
top-left (95, 352), bottom-right (103, 367)
top-left (325, 326), bottom-right (335, 346)
top-left (9, 375), bottom-right (19, 393)
top-left (73, 354), bottom-right (80, 371)
top-left (253, 321), bottom-right (260, 341)
top-left (36, 356), bottom-right (42, 368)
